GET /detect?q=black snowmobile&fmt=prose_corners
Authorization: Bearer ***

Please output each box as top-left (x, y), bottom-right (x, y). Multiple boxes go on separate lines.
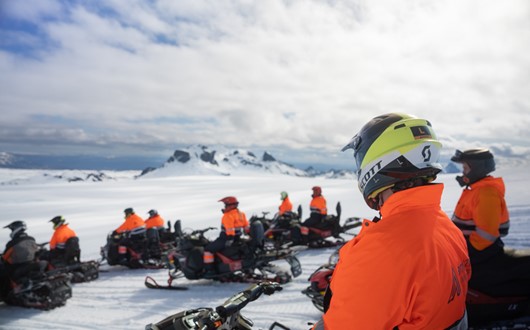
top-left (145, 281), bottom-right (290, 330)
top-left (302, 249), bottom-right (530, 330)
top-left (144, 220), bottom-right (302, 290)
top-left (264, 202), bottom-right (362, 249)
top-left (0, 257), bottom-right (73, 310)
top-left (37, 240), bottom-right (99, 283)
top-left (100, 219), bottom-right (182, 270)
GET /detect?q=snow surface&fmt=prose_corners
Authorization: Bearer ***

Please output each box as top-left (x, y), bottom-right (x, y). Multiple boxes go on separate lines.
top-left (0, 167), bottom-right (529, 329)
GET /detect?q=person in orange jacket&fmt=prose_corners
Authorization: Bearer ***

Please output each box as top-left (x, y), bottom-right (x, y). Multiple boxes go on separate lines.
top-left (303, 186), bottom-right (327, 227)
top-left (145, 209), bottom-right (166, 258)
top-left (48, 216), bottom-right (79, 266)
top-left (114, 207), bottom-right (146, 237)
top-left (278, 191), bottom-right (293, 216)
top-left (312, 113), bottom-right (470, 330)
top-left (451, 148), bottom-right (530, 296)
top-left (203, 197), bottom-right (247, 277)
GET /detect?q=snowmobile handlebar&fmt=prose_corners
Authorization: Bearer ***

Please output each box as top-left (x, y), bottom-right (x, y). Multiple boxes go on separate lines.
top-left (189, 227), bottom-right (217, 236)
top-left (145, 281), bottom-right (283, 330)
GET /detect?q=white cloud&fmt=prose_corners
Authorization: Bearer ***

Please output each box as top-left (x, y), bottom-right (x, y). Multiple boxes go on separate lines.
top-left (0, 0), bottom-right (529, 163)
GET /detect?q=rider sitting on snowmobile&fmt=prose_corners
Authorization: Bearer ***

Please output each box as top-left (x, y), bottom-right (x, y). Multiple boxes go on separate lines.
top-left (2, 221), bottom-right (47, 283)
top-left (312, 113), bottom-right (471, 329)
top-left (202, 197), bottom-right (248, 277)
top-left (304, 186), bottom-right (327, 227)
top-left (451, 148), bottom-right (530, 297)
top-left (111, 208), bottom-right (146, 263)
top-left (40, 216), bottom-right (80, 267)
top-left (274, 191), bottom-right (296, 229)
top-left (145, 209), bottom-right (166, 258)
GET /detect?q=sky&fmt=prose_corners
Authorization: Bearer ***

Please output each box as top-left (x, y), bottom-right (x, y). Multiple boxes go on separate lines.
top-left (0, 0), bottom-right (529, 169)
top-left (0, 167), bottom-right (529, 329)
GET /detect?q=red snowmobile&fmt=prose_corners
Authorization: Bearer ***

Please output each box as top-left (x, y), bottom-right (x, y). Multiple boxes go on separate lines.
top-left (144, 220), bottom-right (302, 290)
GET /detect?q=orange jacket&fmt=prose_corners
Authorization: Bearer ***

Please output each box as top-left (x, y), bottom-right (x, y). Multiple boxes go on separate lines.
top-left (145, 214), bottom-right (165, 230)
top-left (279, 197), bottom-right (293, 216)
top-left (317, 184), bottom-right (470, 329)
top-left (115, 213), bottom-right (145, 234)
top-left (452, 176), bottom-right (510, 251)
top-left (50, 224), bottom-right (77, 250)
top-left (310, 196), bottom-right (327, 215)
top-left (221, 208), bottom-right (247, 237)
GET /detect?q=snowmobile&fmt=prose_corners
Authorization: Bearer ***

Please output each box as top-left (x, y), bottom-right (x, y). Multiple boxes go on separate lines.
top-left (37, 241), bottom-right (100, 283)
top-left (249, 205), bottom-right (303, 233)
top-left (302, 249), bottom-right (530, 330)
top-left (100, 219), bottom-right (184, 270)
top-left (144, 220), bottom-right (302, 290)
top-left (145, 281), bottom-right (291, 330)
top-left (0, 258), bottom-right (73, 310)
top-left (265, 202), bottom-right (362, 249)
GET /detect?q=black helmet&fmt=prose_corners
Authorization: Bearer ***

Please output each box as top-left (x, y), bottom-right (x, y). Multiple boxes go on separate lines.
top-left (451, 148), bottom-right (495, 186)
top-left (49, 215), bottom-right (66, 230)
top-left (124, 208), bottom-right (134, 216)
top-left (342, 113), bottom-right (442, 210)
top-left (148, 209), bottom-right (158, 217)
top-left (4, 220), bottom-right (27, 238)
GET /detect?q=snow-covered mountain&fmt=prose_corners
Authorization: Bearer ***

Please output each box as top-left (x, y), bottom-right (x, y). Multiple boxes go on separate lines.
top-left (139, 145), bottom-right (311, 178)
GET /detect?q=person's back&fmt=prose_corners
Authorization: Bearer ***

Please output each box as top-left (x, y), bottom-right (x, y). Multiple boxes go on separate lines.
top-left (48, 216), bottom-right (79, 266)
top-left (115, 208), bottom-right (146, 236)
top-left (145, 209), bottom-right (165, 230)
top-left (325, 185), bottom-right (470, 328)
top-left (2, 221), bottom-right (46, 281)
top-left (313, 113), bottom-right (470, 330)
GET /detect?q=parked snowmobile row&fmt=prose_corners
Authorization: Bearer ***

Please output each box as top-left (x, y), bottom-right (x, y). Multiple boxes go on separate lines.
top-left (251, 202), bottom-right (363, 250)
top-left (302, 247), bottom-right (530, 330)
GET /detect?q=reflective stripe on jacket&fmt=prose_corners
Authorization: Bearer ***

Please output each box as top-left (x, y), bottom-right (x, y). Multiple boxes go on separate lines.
top-left (50, 224), bottom-right (77, 250)
top-left (145, 214), bottom-right (165, 230)
top-left (279, 197), bottom-right (293, 216)
top-left (452, 176), bottom-right (510, 251)
top-left (116, 213), bottom-right (146, 234)
top-left (310, 196), bottom-right (327, 215)
top-left (320, 184), bottom-right (470, 329)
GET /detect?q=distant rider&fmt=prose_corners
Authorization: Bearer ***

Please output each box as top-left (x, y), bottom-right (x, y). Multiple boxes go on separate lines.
top-left (303, 186), bottom-right (327, 227)
top-left (47, 216), bottom-right (80, 266)
top-left (451, 148), bottom-right (530, 296)
top-left (145, 209), bottom-right (166, 258)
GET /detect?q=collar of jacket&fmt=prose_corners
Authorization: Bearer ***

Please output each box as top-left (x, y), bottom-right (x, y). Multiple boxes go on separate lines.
top-left (380, 183), bottom-right (443, 219)
top-left (468, 176), bottom-right (505, 194)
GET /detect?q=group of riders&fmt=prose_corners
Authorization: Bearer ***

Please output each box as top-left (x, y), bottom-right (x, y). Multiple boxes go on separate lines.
top-left (0, 186), bottom-right (332, 288)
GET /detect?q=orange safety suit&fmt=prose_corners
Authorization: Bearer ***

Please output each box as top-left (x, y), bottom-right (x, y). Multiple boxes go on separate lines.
top-left (222, 208), bottom-right (248, 236)
top-left (145, 214), bottom-right (165, 230)
top-left (314, 184), bottom-right (470, 329)
top-left (310, 196), bottom-right (327, 215)
top-left (50, 224), bottom-right (77, 250)
top-left (221, 208), bottom-right (243, 237)
top-left (115, 213), bottom-right (146, 234)
top-left (279, 197), bottom-right (293, 216)
top-left (451, 176), bottom-right (510, 251)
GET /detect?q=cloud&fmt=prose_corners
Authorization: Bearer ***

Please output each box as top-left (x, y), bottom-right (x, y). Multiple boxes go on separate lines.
top-left (0, 0), bottom-right (529, 165)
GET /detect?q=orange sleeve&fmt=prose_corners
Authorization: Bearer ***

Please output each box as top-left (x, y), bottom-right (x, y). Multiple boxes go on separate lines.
top-left (469, 187), bottom-right (502, 250)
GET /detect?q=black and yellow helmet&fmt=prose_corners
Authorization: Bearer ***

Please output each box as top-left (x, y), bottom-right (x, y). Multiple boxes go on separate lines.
top-left (49, 216), bottom-right (65, 230)
top-left (342, 113), bottom-right (442, 209)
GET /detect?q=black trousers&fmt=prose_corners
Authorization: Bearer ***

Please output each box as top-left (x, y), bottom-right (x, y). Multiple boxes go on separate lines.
top-left (469, 239), bottom-right (530, 297)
